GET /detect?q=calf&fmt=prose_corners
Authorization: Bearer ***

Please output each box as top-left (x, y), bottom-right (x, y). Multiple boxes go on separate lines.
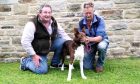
top-left (60, 28), bottom-right (87, 81)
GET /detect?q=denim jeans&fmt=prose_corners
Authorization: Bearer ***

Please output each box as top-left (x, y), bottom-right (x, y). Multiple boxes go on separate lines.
top-left (22, 37), bottom-right (66, 74)
top-left (83, 39), bottom-right (109, 70)
top-left (50, 37), bottom-right (66, 65)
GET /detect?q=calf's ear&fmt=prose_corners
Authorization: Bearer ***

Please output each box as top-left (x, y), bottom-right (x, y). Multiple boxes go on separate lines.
top-left (73, 28), bottom-right (79, 34)
top-left (81, 27), bottom-right (86, 33)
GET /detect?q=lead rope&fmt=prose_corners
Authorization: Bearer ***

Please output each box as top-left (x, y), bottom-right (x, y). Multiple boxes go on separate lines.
top-left (85, 44), bottom-right (91, 52)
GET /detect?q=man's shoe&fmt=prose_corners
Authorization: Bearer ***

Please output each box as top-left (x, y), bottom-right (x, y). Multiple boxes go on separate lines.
top-left (19, 57), bottom-right (27, 71)
top-left (95, 66), bottom-right (103, 73)
top-left (50, 64), bottom-right (68, 68)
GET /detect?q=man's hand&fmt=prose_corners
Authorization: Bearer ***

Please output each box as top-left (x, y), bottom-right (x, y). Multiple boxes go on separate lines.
top-left (32, 54), bottom-right (42, 67)
top-left (85, 36), bottom-right (91, 44)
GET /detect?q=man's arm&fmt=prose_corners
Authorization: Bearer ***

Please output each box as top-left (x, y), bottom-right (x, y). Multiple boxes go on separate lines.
top-left (84, 17), bottom-right (105, 43)
top-left (57, 24), bottom-right (72, 40)
top-left (21, 22), bottom-right (36, 55)
top-left (21, 21), bottom-right (42, 67)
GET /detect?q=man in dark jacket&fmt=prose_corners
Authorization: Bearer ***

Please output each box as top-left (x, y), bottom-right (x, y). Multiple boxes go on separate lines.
top-left (20, 4), bottom-right (71, 74)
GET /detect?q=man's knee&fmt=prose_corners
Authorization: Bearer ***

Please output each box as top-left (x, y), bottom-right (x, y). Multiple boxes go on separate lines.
top-left (33, 68), bottom-right (48, 74)
top-left (98, 41), bottom-right (108, 51)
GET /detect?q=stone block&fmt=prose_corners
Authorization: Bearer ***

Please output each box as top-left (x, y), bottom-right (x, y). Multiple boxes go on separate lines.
top-left (11, 52), bottom-right (27, 58)
top-left (113, 30), bottom-right (133, 35)
top-left (132, 41), bottom-right (140, 47)
top-left (1, 46), bottom-right (15, 52)
top-left (18, 16), bottom-right (29, 26)
top-left (0, 36), bottom-right (10, 40)
top-left (18, 0), bottom-right (33, 3)
top-left (109, 48), bottom-right (125, 56)
top-left (114, 3), bottom-right (139, 9)
top-left (0, 52), bottom-right (10, 58)
top-left (131, 48), bottom-right (140, 57)
top-left (0, 20), bottom-right (18, 26)
top-left (119, 42), bottom-right (131, 49)
top-left (134, 36), bottom-right (140, 42)
top-left (108, 43), bottom-right (117, 48)
top-left (1, 26), bottom-right (14, 29)
top-left (113, 0), bottom-right (140, 4)
top-left (94, 1), bottom-right (114, 10)
top-left (135, 49), bottom-right (140, 56)
top-left (0, 16), bottom-right (5, 20)
top-left (12, 36), bottom-right (21, 45)
top-left (135, 3), bottom-right (140, 8)
top-left (67, 3), bottom-right (81, 12)
top-left (94, 0), bottom-right (110, 1)
top-left (124, 35), bottom-right (134, 42)
top-left (124, 9), bottom-right (140, 19)
top-left (0, 30), bottom-right (5, 36)
top-left (61, 12), bottom-right (75, 17)
top-left (106, 31), bottom-right (114, 36)
top-left (109, 22), bottom-right (127, 30)
top-left (15, 46), bottom-right (25, 52)
top-left (109, 36), bottom-right (124, 43)
top-left (4, 30), bottom-right (21, 36)
top-left (5, 16), bottom-right (18, 20)
top-left (0, 0), bottom-right (18, 4)
top-left (0, 5), bottom-right (11, 12)
top-left (99, 10), bottom-right (123, 20)
top-left (0, 40), bottom-right (9, 47)
top-left (128, 23), bottom-right (140, 30)
top-left (49, 0), bottom-right (67, 12)
top-left (13, 4), bottom-right (28, 15)
top-left (67, 0), bottom-right (85, 3)
top-left (28, 5), bottom-right (39, 15)
top-left (3, 57), bottom-right (20, 63)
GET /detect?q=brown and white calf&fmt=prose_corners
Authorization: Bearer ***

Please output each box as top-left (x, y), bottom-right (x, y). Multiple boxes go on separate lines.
top-left (60, 28), bottom-right (87, 81)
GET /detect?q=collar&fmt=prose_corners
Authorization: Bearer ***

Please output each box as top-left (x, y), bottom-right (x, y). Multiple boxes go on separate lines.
top-left (83, 14), bottom-right (98, 25)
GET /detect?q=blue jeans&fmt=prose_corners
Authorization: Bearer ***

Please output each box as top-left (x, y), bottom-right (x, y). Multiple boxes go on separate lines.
top-left (22, 37), bottom-right (66, 74)
top-left (83, 39), bottom-right (109, 70)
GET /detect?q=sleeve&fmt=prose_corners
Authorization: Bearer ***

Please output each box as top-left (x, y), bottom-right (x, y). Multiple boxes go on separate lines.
top-left (96, 17), bottom-right (106, 38)
top-left (57, 23), bottom-right (72, 40)
top-left (21, 22), bottom-right (36, 55)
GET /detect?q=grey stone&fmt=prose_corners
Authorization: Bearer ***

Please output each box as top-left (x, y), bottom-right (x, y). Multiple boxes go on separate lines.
top-left (13, 4), bottom-right (28, 15)
top-left (124, 9), bottom-right (140, 19)
top-left (18, 0), bottom-right (33, 3)
top-left (0, 5), bottom-right (11, 12)
top-left (128, 23), bottom-right (140, 30)
top-left (0, 40), bottom-right (9, 47)
top-left (1, 26), bottom-right (14, 29)
top-left (113, 0), bottom-right (140, 4)
top-left (67, 3), bottom-right (81, 12)
top-left (94, 1), bottom-right (114, 10)
top-left (109, 22), bottom-right (128, 30)
top-left (0, 0), bottom-right (18, 4)
top-left (109, 48), bottom-right (125, 56)
top-left (100, 10), bottom-right (123, 20)
top-left (4, 57), bottom-right (20, 63)
top-left (109, 36), bottom-right (124, 43)
top-left (12, 36), bottom-right (21, 45)
top-left (132, 41), bottom-right (140, 47)
top-left (49, 0), bottom-right (67, 12)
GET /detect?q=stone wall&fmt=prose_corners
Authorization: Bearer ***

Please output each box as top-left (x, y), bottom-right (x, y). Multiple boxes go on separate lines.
top-left (0, 0), bottom-right (140, 62)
